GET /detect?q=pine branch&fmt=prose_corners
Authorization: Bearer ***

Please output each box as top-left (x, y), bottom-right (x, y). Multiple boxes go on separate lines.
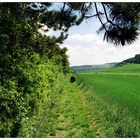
top-left (101, 3), bottom-right (121, 29)
top-left (94, 3), bottom-right (108, 32)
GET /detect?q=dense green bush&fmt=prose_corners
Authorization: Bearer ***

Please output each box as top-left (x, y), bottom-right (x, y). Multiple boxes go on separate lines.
top-left (0, 49), bottom-right (68, 137)
top-left (0, 3), bottom-right (70, 137)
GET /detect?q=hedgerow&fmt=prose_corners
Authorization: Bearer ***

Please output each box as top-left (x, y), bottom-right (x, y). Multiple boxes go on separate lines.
top-left (0, 3), bottom-right (70, 137)
top-left (0, 47), bottom-right (69, 137)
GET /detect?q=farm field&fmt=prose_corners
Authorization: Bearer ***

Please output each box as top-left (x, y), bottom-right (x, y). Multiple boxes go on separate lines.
top-left (78, 64), bottom-right (140, 137)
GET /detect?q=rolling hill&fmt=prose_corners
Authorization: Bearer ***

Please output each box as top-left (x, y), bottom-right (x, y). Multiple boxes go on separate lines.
top-left (116, 54), bottom-right (140, 66)
top-left (72, 54), bottom-right (140, 72)
top-left (71, 62), bottom-right (118, 72)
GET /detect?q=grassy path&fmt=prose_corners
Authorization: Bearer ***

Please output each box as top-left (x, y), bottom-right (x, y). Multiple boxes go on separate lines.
top-left (46, 78), bottom-right (105, 138)
top-left (35, 79), bottom-right (104, 138)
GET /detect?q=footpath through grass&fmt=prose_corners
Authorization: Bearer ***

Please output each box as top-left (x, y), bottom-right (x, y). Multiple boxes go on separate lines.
top-left (33, 75), bottom-right (105, 138)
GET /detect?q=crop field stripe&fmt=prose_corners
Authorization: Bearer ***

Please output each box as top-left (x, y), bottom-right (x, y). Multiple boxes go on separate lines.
top-left (79, 73), bottom-right (140, 116)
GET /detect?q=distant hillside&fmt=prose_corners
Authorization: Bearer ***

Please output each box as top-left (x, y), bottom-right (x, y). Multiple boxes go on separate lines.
top-left (116, 54), bottom-right (140, 66)
top-left (104, 64), bottom-right (140, 73)
top-left (71, 62), bottom-right (118, 71)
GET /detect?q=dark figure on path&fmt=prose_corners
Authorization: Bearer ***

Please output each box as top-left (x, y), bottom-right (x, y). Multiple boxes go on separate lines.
top-left (70, 76), bottom-right (76, 83)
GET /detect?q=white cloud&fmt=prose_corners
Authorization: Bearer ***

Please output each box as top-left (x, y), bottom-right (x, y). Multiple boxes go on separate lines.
top-left (61, 33), bottom-right (140, 66)
top-left (67, 34), bottom-right (97, 42)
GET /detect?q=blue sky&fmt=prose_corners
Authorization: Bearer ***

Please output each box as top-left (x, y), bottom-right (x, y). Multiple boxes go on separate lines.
top-left (61, 19), bottom-right (140, 66)
top-left (40, 3), bottom-right (140, 66)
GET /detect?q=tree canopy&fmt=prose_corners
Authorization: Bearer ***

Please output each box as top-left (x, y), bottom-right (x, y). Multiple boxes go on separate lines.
top-left (31, 2), bottom-right (140, 46)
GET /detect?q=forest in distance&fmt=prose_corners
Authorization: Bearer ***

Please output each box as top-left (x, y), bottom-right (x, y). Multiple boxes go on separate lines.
top-left (0, 2), bottom-right (140, 138)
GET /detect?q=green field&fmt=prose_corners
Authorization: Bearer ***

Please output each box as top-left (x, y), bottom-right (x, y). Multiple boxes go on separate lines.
top-left (78, 64), bottom-right (140, 137)
top-left (31, 64), bottom-right (140, 138)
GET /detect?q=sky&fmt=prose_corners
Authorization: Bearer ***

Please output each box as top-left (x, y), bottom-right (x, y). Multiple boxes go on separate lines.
top-left (40, 3), bottom-right (140, 66)
top-left (59, 19), bottom-right (140, 66)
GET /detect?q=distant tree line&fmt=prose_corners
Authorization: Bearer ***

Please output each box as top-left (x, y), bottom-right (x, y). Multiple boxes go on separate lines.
top-left (116, 54), bottom-right (140, 66)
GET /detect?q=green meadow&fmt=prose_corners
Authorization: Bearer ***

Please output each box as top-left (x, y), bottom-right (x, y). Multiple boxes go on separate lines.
top-left (78, 64), bottom-right (140, 137)
top-left (33, 64), bottom-right (140, 138)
